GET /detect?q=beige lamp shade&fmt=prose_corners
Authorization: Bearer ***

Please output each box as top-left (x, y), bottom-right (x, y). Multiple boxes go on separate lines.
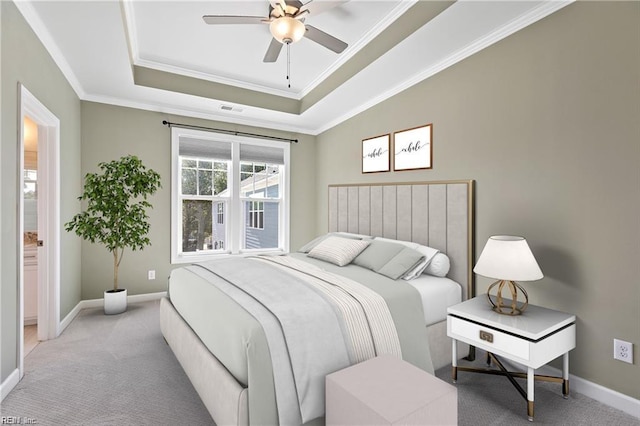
top-left (474, 235), bottom-right (543, 281)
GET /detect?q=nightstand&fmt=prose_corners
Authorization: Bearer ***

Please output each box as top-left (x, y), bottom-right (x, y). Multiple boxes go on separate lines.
top-left (447, 296), bottom-right (576, 421)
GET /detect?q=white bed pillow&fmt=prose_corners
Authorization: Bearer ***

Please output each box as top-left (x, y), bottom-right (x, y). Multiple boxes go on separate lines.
top-left (404, 245), bottom-right (440, 280)
top-left (423, 252), bottom-right (450, 277)
top-left (307, 236), bottom-right (371, 266)
top-left (298, 232), bottom-right (372, 253)
top-left (374, 237), bottom-right (440, 280)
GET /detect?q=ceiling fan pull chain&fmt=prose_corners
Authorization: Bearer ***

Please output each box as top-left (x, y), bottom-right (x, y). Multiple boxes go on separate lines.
top-left (287, 42), bottom-right (291, 88)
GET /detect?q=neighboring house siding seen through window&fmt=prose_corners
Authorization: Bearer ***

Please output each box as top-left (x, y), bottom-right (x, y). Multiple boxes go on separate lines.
top-left (171, 127), bottom-right (290, 263)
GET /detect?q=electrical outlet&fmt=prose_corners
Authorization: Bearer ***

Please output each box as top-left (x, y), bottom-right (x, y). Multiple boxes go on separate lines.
top-left (148, 270), bottom-right (156, 280)
top-left (613, 339), bottom-right (633, 364)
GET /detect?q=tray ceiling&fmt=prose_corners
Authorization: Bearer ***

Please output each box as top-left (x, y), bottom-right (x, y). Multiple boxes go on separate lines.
top-left (15, 0), bottom-right (573, 135)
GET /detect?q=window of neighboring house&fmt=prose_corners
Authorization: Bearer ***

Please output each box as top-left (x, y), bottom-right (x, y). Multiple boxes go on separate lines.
top-left (247, 201), bottom-right (264, 229)
top-left (216, 202), bottom-right (224, 225)
top-left (171, 128), bottom-right (289, 263)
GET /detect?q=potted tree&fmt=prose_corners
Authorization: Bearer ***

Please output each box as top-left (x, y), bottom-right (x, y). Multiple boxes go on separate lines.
top-left (65, 155), bottom-right (161, 314)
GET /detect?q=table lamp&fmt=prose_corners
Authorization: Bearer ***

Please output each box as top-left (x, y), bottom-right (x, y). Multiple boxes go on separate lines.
top-left (474, 235), bottom-right (543, 315)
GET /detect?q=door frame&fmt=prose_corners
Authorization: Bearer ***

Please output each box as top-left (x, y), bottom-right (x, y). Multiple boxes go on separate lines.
top-left (18, 84), bottom-right (61, 378)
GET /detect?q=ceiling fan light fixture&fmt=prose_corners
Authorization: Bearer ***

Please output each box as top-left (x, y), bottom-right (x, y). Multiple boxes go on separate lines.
top-left (270, 16), bottom-right (305, 44)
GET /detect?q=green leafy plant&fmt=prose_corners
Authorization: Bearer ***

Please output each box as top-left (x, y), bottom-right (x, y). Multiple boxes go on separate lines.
top-left (65, 155), bottom-right (161, 291)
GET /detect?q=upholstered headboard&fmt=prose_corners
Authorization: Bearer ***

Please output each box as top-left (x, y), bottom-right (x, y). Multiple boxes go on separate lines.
top-left (328, 180), bottom-right (475, 300)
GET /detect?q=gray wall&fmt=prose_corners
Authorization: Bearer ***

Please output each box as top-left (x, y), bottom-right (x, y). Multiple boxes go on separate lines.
top-left (79, 102), bottom-right (317, 299)
top-left (1, 1), bottom-right (82, 382)
top-left (315, 2), bottom-right (639, 398)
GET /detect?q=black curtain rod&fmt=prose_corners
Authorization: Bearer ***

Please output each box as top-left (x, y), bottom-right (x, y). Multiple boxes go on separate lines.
top-left (162, 120), bottom-right (298, 144)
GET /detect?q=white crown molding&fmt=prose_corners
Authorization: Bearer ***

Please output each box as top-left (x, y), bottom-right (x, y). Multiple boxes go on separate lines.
top-left (82, 93), bottom-right (314, 135)
top-left (120, 0), bottom-right (138, 66)
top-left (121, 1), bottom-right (300, 100)
top-left (122, 0), bottom-right (300, 100)
top-left (298, 0), bottom-right (417, 98)
top-left (312, 0), bottom-right (575, 135)
top-left (16, 0), bottom-right (575, 138)
top-left (133, 58), bottom-right (302, 100)
top-left (14, 0), bottom-right (86, 99)
top-left (121, 1), bottom-right (416, 101)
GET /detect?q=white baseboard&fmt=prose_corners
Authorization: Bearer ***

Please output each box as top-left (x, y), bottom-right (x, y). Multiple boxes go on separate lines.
top-left (11, 293), bottom-right (640, 420)
top-left (128, 291), bottom-right (168, 303)
top-left (79, 291), bottom-right (167, 308)
top-left (0, 369), bottom-right (20, 402)
top-left (494, 353), bottom-right (640, 419)
top-left (58, 300), bottom-right (84, 334)
top-left (536, 363), bottom-right (640, 419)
top-left (58, 291), bottom-right (168, 334)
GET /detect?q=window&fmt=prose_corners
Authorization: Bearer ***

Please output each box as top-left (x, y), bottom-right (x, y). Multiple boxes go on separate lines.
top-left (247, 201), bottom-right (264, 229)
top-left (216, 202), bottom-right (224, 225)
top-left (171, 128), bottom-right (289, 263)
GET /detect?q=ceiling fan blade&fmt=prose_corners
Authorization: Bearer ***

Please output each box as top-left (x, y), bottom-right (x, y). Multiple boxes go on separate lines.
top-left (203, 15), bottom-right (266, 25)
top-left (300, 1), bottom-right (349, 17)
top-left (305, 25), bottom-right (347, 53)
top-left (263, 38), bottom-right (284, 63)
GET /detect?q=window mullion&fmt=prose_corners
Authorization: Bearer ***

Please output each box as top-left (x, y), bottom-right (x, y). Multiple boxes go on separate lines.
top-left (230, 142), bottom-right (241, 254)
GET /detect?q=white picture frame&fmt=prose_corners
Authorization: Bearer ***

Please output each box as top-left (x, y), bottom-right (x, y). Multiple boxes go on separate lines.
top-left (393, 124), bottom-right (433, 171)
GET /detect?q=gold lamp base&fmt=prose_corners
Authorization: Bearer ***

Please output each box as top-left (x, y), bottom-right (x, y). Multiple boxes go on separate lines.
top-left (486, 280), bottom-right (529, 315)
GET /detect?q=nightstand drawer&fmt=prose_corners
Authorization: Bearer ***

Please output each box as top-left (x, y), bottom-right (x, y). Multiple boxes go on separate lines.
top-left (448, 315), bottom-right (529, 360)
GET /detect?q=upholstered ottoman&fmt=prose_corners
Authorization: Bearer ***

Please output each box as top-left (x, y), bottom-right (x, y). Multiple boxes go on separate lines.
top-left (326, 355), bottom-right (457, 425)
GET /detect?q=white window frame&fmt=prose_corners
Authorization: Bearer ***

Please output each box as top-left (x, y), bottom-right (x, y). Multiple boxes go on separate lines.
top-left (171, 127), bottom-right (290, 263)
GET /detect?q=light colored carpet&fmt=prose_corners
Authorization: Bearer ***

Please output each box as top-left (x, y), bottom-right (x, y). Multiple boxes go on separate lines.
top-left (2, 300), bottom-right (638, 425)
top-left (434, 355), bottom-right (639, 425)
top-left (1, 300), bottom-right (214, 425)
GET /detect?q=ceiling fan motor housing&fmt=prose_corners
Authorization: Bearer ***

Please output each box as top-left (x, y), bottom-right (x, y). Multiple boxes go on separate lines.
top-left (269, 1), bottom-right (304, 19)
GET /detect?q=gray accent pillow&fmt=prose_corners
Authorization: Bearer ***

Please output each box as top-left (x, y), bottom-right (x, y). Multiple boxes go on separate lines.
top-left (373, 237), bottom-right (440, 280)
top-left (353, 240), bottom-right (426, 280)
top-left (377, 247), bottom-right (427, 280)
top-left (352, 240), bottom-right (404, 270)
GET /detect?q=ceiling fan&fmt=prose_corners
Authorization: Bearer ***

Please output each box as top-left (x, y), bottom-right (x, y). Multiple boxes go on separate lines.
top-left (203, 0), bottom-right (349, 63)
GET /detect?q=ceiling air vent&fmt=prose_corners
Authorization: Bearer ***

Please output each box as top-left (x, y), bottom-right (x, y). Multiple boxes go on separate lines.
top-left (220, 105), bottom-right (243, 113)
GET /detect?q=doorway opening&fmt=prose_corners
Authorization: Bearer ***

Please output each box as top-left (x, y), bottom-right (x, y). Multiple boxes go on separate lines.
top-left (23, 115), bottom-right (39, 356)
top-left (18, 84), bottom-right (61, 379)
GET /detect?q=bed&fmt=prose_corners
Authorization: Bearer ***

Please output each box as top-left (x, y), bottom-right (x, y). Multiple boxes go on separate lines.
top-left (160, 180), bottom-right (474, 426)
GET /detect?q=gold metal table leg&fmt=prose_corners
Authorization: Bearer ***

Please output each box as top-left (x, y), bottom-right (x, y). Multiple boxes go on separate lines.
top-left (527, 400), bottom-right (534, 422)
top-left (456, 352), bottom-right (571, 421)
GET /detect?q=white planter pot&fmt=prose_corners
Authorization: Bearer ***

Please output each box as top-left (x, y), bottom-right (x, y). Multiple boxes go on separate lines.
top-left (104, 289), bottom-right (127, 315)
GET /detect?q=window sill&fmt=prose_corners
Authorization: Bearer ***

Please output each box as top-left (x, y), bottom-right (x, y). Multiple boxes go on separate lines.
top-left (171, 248), bottom-right (286, 265)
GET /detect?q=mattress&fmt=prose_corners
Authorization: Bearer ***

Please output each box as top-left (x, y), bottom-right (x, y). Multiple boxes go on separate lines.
top-left (406, 274), bottom-right (462, 327)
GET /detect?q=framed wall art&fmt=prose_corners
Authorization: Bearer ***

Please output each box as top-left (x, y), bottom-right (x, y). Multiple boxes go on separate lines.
top-left (393, 124), bottom-right (433, 171)
top-left (362, 134), bottom-right (390, 173)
